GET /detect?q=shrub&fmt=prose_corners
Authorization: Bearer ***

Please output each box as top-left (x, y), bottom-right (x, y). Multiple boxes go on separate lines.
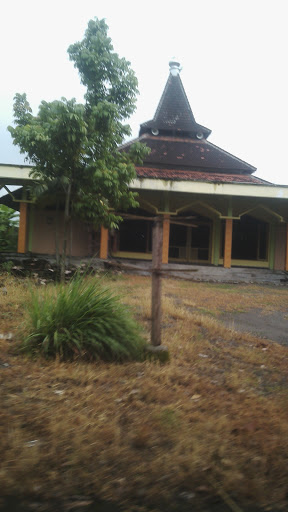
top-left (0, 205), bottom-right (19, 252)
top-left (20, 276), bottom-right (147, 361)
top-left (1, 260), bottom-right (14, 274)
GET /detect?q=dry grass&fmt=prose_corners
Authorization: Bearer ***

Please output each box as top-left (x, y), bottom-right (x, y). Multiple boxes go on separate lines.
top-left (1, 274), bottom-right (288, 511)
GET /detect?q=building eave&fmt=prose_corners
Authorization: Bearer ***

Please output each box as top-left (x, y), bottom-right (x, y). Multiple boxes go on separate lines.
top-left (2, 163), bottom-right (288, 201)
top-left (0, 164), bottom-right (35, 185)
top-left (130, 177), bottom-right (288, 200)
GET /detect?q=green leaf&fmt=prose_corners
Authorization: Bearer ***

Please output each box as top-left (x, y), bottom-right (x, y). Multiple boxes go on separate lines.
top-left (7, 17), bottom-right (149, 260)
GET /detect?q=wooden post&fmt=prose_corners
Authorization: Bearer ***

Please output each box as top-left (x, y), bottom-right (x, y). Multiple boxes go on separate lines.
top-left (223, 218), bottom-right (233, 268)
top-left (111, 230), bottom-right (118, 253)
top-left (17, 202), bottom-right (28, 254)
top-left (28, 204), bottom-right (34, 253)
top-left (285, 223), bottom-right (288, 271)
top-left (99, 226), bottom-right (109, 259)
top-left (212, 219), bottom-right (221, 266)
top-left (268, 223), bottom-right (275, 270)
top-left (151, 218), bottom-right (163, 346)
top-left (162, 214), bottom-right (170, 264)
top-left (186, 226), bottom-right (192, 261)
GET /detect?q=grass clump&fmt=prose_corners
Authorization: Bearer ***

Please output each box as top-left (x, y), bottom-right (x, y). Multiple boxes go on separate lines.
top-left (20, 276), bottom-right (147, 361)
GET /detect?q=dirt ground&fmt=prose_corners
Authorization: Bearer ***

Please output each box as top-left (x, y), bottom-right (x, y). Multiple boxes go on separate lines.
top-left (1, 274), bottom-right (288, 512)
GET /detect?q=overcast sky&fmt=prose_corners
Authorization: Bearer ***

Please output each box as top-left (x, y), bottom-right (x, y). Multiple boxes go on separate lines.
top-left (1, 0), bottom-right (287, 184)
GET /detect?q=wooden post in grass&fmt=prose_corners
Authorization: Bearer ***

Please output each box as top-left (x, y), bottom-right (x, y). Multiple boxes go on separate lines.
top-left (148, 218), bottom-right (169, 361)
top-left (151, 218), bottom-right (163, 346)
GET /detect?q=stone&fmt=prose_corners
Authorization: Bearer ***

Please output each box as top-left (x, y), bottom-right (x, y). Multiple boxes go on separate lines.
top-left (0, 333), bottom-right (13, 340)
top-left (179, 491), bottom-right (195, 502)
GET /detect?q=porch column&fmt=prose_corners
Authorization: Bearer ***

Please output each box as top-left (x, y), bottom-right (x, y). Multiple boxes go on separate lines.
top-left (269, 224), bottom-right (275, 270)
top-left (162, 214), bottom-right (170, 264)
top-left (212, 219), bottom-right (221, 266)
top-left (223, 219), bottom-right (233, 268)
top-left (17, 202), bottom-right (28, 254)
top-left (285, 223), bottom-right (288, 272)
top-left (99, 226), bottom-right (109, 259)
top-left (28, 204), bottom-right (35, 252)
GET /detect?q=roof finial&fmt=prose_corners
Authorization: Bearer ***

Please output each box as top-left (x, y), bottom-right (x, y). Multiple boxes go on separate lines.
top-left (169, 59), bottom-right (181, 76)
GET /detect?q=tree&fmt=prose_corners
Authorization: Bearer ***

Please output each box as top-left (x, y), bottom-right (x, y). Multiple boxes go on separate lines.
top-left (0, 205), bottom-right (19, 252)
top-left (8, 18), bottom-right (149, 280)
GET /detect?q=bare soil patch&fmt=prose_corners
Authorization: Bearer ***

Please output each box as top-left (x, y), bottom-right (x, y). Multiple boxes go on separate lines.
top-left (221, 308), bottom-right (288, 345)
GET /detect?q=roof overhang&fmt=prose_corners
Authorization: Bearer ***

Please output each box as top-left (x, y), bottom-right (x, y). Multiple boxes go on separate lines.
top-left (0, 164), bottom-right (34, 185)
top-left (130, 178), bottom-right (288, 200)
top-left (2, 164), bottom-right (288, 202)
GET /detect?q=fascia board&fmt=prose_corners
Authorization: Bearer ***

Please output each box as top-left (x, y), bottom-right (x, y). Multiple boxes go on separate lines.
top-left (0, 165), bottom-right (34, 184)
top-left (130, 178), bottom-right (288, 200)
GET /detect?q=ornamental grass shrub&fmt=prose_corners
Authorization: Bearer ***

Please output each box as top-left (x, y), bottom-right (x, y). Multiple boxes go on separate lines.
top-left (20, 276), bottom-right (147, 361)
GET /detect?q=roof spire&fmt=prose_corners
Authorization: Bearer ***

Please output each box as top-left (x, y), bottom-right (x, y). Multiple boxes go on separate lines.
top-left (139, 59), bottom-right (211, 139)
top-left (169, 59), bottom-right (181, 76)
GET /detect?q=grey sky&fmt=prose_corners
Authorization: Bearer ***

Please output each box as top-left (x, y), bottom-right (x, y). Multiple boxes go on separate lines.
top-left (1, 0), bottom-right (287, 184)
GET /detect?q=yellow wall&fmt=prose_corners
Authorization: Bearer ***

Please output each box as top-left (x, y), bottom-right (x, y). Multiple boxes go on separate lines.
top-left (31, 209), bottom-right (90, 257)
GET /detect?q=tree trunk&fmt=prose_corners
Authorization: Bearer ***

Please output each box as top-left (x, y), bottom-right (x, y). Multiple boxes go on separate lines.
top-left (151, 218), bottom-right (163, 346)
top-left (55, 198), bottom-right (60, 267)
top-left (60, 183), bottom-right (72, 283)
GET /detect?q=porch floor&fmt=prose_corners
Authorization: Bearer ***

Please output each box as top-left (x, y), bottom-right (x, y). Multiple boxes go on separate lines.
top-left (104, 259), bottom-right (288, 286)
top-left (0, 254), bottom-right (287, 285)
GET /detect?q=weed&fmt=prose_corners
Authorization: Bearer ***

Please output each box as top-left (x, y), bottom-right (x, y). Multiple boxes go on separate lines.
top-left (1, 260), bottom-right (14, 274)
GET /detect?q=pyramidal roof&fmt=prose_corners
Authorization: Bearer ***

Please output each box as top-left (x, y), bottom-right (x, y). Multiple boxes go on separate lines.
top-left (121, 61), bottom-right (257, 178)
top-left (140, 60), bottom-right (211, 139)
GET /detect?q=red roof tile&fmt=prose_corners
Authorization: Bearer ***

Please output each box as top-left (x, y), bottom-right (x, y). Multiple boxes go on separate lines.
top-left (136, 167), bottom-right (271, 185)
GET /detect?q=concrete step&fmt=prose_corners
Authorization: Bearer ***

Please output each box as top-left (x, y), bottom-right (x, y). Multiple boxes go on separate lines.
top-left (114, 260), bottom-right (288, 286)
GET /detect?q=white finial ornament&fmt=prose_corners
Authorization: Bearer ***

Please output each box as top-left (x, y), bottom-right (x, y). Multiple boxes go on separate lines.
top-left (169, 59), bottom-right (181, 76)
